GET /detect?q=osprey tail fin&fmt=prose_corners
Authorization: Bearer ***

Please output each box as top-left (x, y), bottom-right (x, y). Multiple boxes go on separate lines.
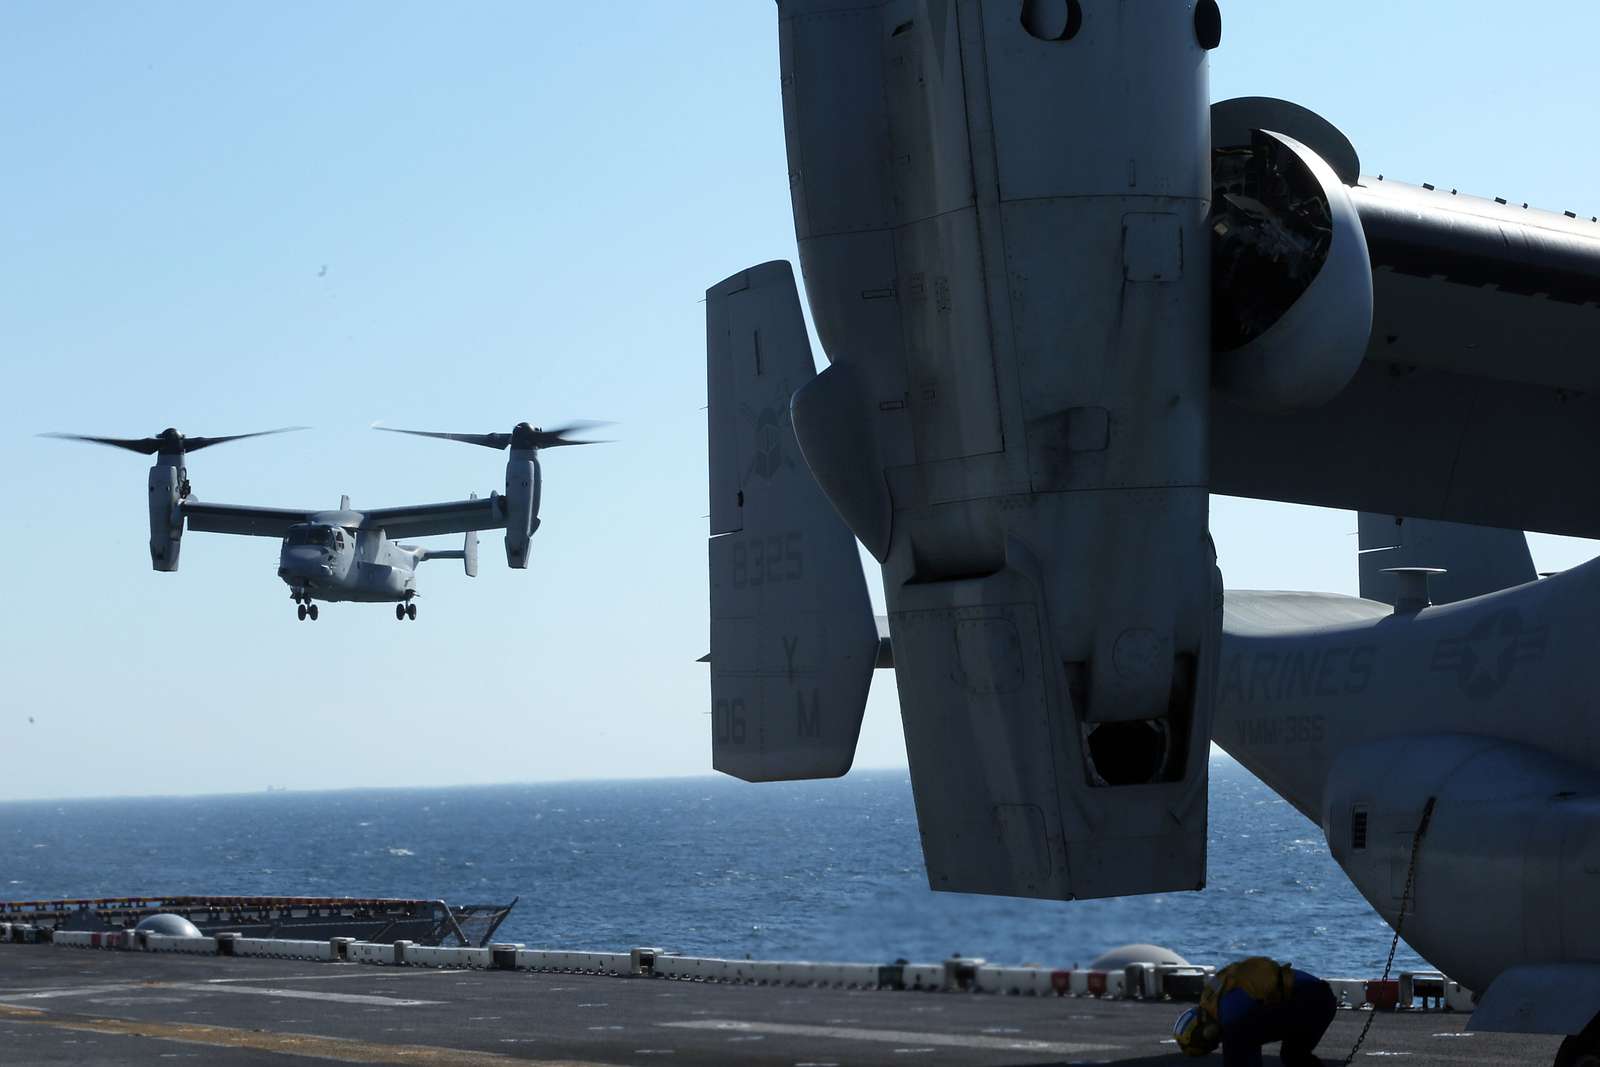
top-left (705, 261), bottom-right (879, 781)
top-left (1358, 513), bottom-right (1535, 605)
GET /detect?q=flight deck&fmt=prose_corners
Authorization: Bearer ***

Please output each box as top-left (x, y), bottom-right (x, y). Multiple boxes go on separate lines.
top-left (0, 940), bottom-right (1563, 1065)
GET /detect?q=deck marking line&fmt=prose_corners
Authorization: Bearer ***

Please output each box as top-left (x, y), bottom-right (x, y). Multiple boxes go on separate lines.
top-left (204, 970), bottom-right (461, 984)
top-left (659, 1020), bottom-right (1117, 1054)
top-left (0, 1004), bottom-right (45, 1018)
top-left (162, 982), bottom-right (442, 1006)
top-left (0, 1003), bottom-right (610, 1065)
top-left (1, 982), bottom-right (440, 1007)
top-left (0, 983), bottom-right (151, 1002)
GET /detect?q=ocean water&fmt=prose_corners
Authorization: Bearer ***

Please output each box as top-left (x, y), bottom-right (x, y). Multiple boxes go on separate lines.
top-left (0, 757), bottom-right (1425, 977)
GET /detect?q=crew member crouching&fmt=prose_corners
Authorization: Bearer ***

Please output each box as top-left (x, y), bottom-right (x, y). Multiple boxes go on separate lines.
top-left (1173, 956), bottom-right (1337, 1066)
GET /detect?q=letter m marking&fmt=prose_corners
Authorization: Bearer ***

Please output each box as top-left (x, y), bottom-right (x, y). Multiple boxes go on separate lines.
top-left (797, 689), bottom-right (822, 739)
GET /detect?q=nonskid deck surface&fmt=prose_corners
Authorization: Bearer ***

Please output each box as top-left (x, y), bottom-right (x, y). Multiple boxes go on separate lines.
top-left (0, 946), bottom-right (1560, 1066)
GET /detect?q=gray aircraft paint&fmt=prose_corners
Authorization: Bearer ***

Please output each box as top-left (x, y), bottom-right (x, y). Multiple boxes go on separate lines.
top-left (274, 516), bottom-right (479, 605)
top-left (181, 480), bottom-right (507, 616)
top-left (770, 0), bottom-right (1223, 902)
top-left (48, 423), bottom-right (591, 616)
top-left (706, 354), bottom-right (1600, 1023)
top-left (708, 440), bottom-right (1600, 1031)
top-left (707, 1), bottom-right (1600, 1046)
top-left (1211, 565), bottom-right (1600, 1003)
top-left (706, 262), bottom-right (879, 781)
top-left (703, 268), bottom-right (1600, 1035)
top-left (705, 223), bottom-right (1600, 999)
top-left (1357, 512), bottom-right (1536, 607)
top-left (1210, 176), bottom-right (1600, 538)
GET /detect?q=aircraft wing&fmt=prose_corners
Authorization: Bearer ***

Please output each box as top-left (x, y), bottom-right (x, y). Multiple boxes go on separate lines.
top-left (357, 495), bottom-right (505, 539)
top-left (1213, 179), bottom-right (1600, 538)
top-left (1352, 180), bottom-right (1600, 391)
top-left (181, 501), bottom-right (315, 538)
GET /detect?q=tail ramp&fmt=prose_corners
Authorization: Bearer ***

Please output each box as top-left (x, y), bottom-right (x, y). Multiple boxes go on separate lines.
top-left (706, 261), bottom-right (879, 781)
top-left (1358, 513), bottom-right (1534, 605)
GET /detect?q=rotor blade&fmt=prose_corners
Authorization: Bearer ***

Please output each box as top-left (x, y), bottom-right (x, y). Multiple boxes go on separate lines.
top-left (538, 420), bottom-right (615, 438)
top-left (37, 432), bottom-right (161, 455)
top-left (531, 420), bottom-right (615, 448)
top-left (183, 426), bottom-right (310, 452)
top-left (373, 427), bottom-right (511, 450)
top-left (531, 433), bottom-right (612, 449)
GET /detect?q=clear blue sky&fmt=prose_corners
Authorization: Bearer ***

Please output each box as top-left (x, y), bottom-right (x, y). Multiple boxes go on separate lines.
top-left (3, 2), bottom-right (1595, 800)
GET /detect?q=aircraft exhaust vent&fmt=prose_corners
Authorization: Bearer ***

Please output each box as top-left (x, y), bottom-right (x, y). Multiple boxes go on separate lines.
top-left (1084, 720), bottom-right (1171, 786)
top-left (1077, 650), bottom-right (1197, 787)
top-left (1383, 567), bottom-right (1446, 614)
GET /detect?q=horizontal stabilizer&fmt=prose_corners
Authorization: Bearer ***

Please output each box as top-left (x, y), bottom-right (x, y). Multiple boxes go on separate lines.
top-left (706, 261), bottom-right (879, 782)
top-left (1358, 513), bottom-right (1534, 606)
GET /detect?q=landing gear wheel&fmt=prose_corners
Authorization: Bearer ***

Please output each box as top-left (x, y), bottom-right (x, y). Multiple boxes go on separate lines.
top-left (406, 603), bottom-right (417, 620)
top-left (307, 604), bottom-right (319, 621)
top-left (1556, 1034), bottom-right (1600, 1067)
top-left (297, 604), bottom-right (307, 621)
top-left (396, 604), bottom-right (405, 621)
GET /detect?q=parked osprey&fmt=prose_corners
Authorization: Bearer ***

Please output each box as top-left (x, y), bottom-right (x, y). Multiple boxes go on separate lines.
top-left (706, 261), bottom-right (1600, 1064)
top-left (42, 421), bottom-right (604, 620)
top-left (705, 3), bottom-right (1600, 1060)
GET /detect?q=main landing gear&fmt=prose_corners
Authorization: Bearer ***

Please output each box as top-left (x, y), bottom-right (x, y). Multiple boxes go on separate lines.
top-left (292, 592), bottom-right (319, 621)
top-left (395, 602), bottom-right (417, 621)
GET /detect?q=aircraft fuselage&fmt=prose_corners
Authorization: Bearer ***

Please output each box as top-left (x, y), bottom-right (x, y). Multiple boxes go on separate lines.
top-left (277, 522), bottom-right (422, 605)
top-left (1214, 564), bottom-right (1600, 993)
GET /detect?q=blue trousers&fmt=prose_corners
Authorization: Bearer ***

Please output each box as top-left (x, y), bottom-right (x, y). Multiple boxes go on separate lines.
top-left (1220, 977), bottom-right (1338, 1067)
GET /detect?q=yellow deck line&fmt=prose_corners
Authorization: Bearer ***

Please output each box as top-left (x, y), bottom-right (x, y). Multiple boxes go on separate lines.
top-left (0, 1003), bottom-right (612, 1065)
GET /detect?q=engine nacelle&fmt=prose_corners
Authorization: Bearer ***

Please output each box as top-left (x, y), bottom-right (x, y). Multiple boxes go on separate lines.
top-left (503, 448), bottom-right (541, 569)
top-left (1210, 129), bottom-right (1373, 410)
top-left (147, 459), bottom-right (184, 572)
top-left (777, 0), bottom-right (1221, 901)
top-left (1323, 735), bottom-right (1600, 992)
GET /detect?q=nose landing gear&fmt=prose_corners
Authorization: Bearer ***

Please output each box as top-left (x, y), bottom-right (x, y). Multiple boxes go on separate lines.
top-left (395, 602), bottom-right (418, 621)
top-left (293, 592), bottom-right (319, 621)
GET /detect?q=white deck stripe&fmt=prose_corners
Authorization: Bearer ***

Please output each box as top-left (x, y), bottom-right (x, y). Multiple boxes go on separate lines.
top-left (0, 982), bottom-right (438, 1007)
top-left (660, 1020), bottom-right (1116, 1054)
top-left (202, 970), bottom-right (460, 983)
top-left (0, 984), bottom-right (148, 1001)
top-left (165, 982), bottom-right (441, 1006)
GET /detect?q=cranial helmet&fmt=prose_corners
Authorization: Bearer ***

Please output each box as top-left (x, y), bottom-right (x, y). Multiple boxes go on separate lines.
top-left (1173, 1007), bottom-right (1221, 1057)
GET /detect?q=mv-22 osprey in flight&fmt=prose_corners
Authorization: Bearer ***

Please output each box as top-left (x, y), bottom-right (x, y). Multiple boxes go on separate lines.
top-left (704, 2), bottom-right (1600, 1062)
top-left (44, 421), bottom-right (604, 620)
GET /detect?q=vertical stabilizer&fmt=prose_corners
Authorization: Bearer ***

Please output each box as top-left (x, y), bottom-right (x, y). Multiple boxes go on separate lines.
top-left (1358, 514), bottom-right (1535, 605)
top-left (706, 261), bottom-right (879, 782)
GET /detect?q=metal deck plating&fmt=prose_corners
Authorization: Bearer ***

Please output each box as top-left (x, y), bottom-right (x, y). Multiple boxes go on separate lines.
top-left (0, 941), bottom-right (1563, 1065)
